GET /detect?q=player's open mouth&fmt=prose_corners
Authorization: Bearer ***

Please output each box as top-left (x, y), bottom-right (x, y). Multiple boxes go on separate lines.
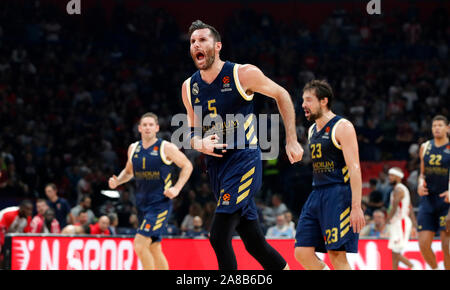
top-left (196, 52), bottom-right (205, 61)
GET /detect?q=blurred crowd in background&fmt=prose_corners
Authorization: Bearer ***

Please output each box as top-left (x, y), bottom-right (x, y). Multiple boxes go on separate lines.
top-left (0, 0), bottom-right (448, 240)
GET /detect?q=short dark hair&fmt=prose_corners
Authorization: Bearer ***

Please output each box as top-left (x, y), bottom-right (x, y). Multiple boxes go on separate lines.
top-left (432, 115), bottom-right (448, 125)
top-left (45, 183), bottom-right (57, 191)
top-left (140, 112), bottom-right (158, 124)
top-left (303, 80), bottom-right (334, 109)
top-left (188, 20), bottom-right (221, 42)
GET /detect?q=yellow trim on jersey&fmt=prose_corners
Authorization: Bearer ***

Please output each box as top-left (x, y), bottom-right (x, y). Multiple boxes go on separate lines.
top-left (157, 210), bottom-right (168, 219)
top-left (164, 180), bottom-right (172, 190)
top-left (152, 223), bottom-right (163, 231)
top-left (340, 207), bottom-right (351, 238)
top-left (241, 167), bottom-right (255, 182)
top-left (250, 136), bottom-right (258, 145)
top-left (340, 207), bottom-right (350, 221)
top-left (233, 64), bottom-right (254, 101)
top-left (340, 225), bottom-right (350, 238)
top-left (246, 125), bottom-right (255, 140)
top-left (165, 173), bottom-right (172, 183)
top-left (244, 114), bottom-right (253, 130)
top-left (340, 216), bottom-right (350, 229)
top-left (239, 178), bottom-right (253, 193)
top-left (160, 140), bottom-right (173, 165)
top-left (331, 119), bottom-right (346, 150)
top-left (308, 124), bottom-right (316, 141)
top-left (344, 173), bottom-right (350, 183)
top-left (421, 140), bottom-right (430, 158)
top-left (155, 217), bottom-right (166, 225)
top-left (129, 141), bottom-right (139, 163)
top-left (236, 189), bottom-right (250, 205)
top-left (185, 78), bottom-right (192, 106)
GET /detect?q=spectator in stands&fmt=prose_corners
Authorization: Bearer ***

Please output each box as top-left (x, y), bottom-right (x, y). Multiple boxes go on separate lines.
top-left (88, 215), bottom-right (111, 235)
top-left (45, 183), bottom-right (74, 228)
top-left (180, 203), bottom-right (203, 233)
top-left (0, 200), bottom-right (33, 250)
top-left (263, 194), bottom-right (288, 227)
top-left (114, 189), bottom-right (136, 228)
top-left (365, 179), bottom-right (385, 216)
top-left (73, 209), bottom-right (89, 227)
top-left (30, 198), bottom-right (60, 233)
top-left (108, 213), bottom-right (119, 235)
top-left (184, 216), bottom-right (208, 238)
top-left (70, 195), bottom-right (96, 225)
top-left (284, 211), bottom-right (295, 232)
top-left (360, 209), bottom-right (389, 238)
top-left (117, 213), bottom-right (139, 235)
top-left (0, 200), bottom-right (33, 234)
top-left (266, 213), bottom-right (295, 239)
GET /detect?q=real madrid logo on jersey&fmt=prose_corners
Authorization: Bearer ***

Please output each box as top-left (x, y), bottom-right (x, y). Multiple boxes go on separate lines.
top-left (192, 82), bottom-right (199, 95)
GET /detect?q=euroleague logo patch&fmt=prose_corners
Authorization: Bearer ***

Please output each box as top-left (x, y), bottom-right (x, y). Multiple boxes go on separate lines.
top-left (221, 76), bottom-right (232, 93)
top-left (222, 193), bottom-right (231, 205)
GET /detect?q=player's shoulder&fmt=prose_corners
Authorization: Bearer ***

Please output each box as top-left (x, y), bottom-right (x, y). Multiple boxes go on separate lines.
top-left (237, 63), bottom-right (261, 75)
top-left (420, 139), bottom-right (432, 150)
top-left (334, 116), bottom-right (354, 132)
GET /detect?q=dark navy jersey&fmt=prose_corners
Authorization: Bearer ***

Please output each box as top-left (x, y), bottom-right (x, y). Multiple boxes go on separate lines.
top-left (131, 138), bottom-right (173, 211)
top-left (186, 61), bottom-right (258, 154)
top-left (308, 115), bottom-right (349, 187)
top-left (422, 139), bottom-right (450, 195)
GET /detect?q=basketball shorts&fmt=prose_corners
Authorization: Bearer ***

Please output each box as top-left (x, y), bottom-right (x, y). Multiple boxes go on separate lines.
top-left (417, 194), bottom-right (449, 232)
top-left (137, 201), bottom-right (172, 242)
top-left (207, 148), bottom-right (262, 220)
top-left (388, 217), bottom-right (412, 254)
top-left (295, 183), bottom-right (359, 253)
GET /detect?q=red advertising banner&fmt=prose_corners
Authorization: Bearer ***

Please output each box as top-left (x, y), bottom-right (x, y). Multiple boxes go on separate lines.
top-left (6, 235), bottom-right (445, 270)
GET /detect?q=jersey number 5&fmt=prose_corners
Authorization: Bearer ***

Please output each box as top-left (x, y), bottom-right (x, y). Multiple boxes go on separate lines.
top-left (208, 99), bottom-right (217, 117)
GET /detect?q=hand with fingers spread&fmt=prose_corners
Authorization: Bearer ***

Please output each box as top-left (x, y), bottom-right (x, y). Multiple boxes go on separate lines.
top-left (193, 134), bottom-right (228, 157)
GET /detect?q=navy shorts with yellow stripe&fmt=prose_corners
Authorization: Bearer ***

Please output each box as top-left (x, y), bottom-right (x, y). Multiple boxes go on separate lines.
top-left (295, 183), bottom-right (359, 253)
top-left (137, 202), bottom-right (172, 242)
top-left (207, 148), bottom-right (262, 220)
top-left (417, 194), bottom-right (450, 232)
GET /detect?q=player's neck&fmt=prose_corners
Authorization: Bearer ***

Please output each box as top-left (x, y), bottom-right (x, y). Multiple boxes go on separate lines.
top-left (142, 136), bottom-right (158, 149)
top-left (199, 59), bottom-right (225, 84)
top-left (434, 136), bottom-right (449, 147)
top-left (315, 110), bottom-right (335, 131)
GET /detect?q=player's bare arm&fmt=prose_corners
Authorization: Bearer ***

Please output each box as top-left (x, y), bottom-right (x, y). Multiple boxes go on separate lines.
top-left (417, 142), bottom-right (429, 196)
top-left (335, 119), bottom-right (365, 233)
top-left (238, 64), bottom-right (303, 164)
top-left (108, 144), bottom-right (135, 189)
top-left (181, 79), bottom-right (227, 157)
top-left (386, 187), bottom-right (405, 224)
top-left (162, 142), bottom-right (193, 199)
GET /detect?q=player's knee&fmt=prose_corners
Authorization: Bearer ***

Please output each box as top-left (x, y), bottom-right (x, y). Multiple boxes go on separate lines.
top-left (294, 247), bottom-right (313, 265)
top-left (150, 241), bottom-right (162, 254)
top-left (134, 235), bottom-right (151, 254)
top-left (328, 250), bottom-right (348, 266)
